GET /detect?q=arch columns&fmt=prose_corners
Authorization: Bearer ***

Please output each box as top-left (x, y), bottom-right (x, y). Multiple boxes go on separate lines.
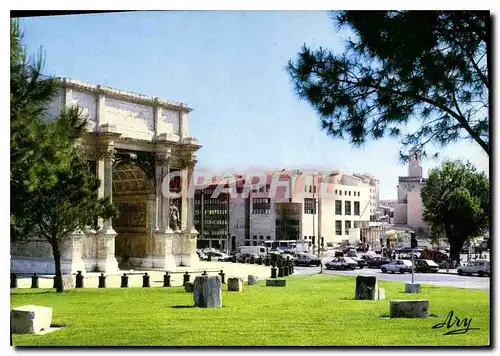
top-left (179, 153), bottom-right (200, 267)
top-left (95, 129), bottom-right (120, 273)
top-left (149, 150), bottom-right (177, 269)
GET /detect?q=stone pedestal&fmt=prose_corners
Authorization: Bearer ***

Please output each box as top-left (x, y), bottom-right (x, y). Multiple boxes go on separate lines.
top-left (178, 230), bottom-right (200, 267)
top-left (11, 305), bottom-right (53, 334)
top-left (355, 276), bottom-right (378, 300)
top-left (228, 277), bottom-right (243, 292)
top-left (150, 231), bottom-right (176, 269)
top-left (193, 276), bottom-right (222, 308)
top-left (248, 275), bottom-right (258, 285)
top-left (390, 300), bottom-right (429, 318)
top-left (377, 288), bottom-right (386, 300)
top-left (266, 279), bottom-right (286, 287)
top-left (60, 231), bottom-right (87, 274)
top-left (405, 283), bottom-right (421, 293)
top-left (96, 229), bottom-right (119, 273)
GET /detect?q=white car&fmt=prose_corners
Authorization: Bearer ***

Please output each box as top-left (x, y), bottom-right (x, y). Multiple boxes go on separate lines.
top-left (380, 260), bottom-right (413, 274)
top-left (457, 260), bottom-right (490, 277)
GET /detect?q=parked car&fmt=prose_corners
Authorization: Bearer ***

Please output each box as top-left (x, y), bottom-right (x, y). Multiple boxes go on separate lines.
top-left (457, 260), bottom-right (490, 277)
top-left (206, 251), bottom-right (232, 262)
top-left (281, 250), bottom-right (297, 261)
top-left (294, 253), bottom-right (322, 267)
top-left (325, 257), bottom-right (357, 270)
top-left (333, 250), bottom-right (344, 258)
top-left (415, 259), bottom-right (439, 273)
top-left (196, 250), bottom-right (208, 261)
top-left (367, 257), bottom-right (391, 269)
top-left (380, 260), bottom-right (413, 274)
top-left (349, 256), bottom-right (366, 269)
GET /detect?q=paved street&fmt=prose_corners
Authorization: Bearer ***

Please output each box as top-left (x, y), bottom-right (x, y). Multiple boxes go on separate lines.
top-left (12, 260), bottom-right (490, 291)
top-left (294, 266), bottom-right (490, 291)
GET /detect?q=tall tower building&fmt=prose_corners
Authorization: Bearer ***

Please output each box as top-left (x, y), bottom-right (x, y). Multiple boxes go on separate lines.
top-left (408, 147), bottom-right (423, 178)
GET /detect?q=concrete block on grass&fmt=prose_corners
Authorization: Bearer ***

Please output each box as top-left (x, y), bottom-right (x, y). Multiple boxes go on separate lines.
top-left (266, 279), bottom-right (286, 287)
top-left (11, 305), bottom-right (53, 334)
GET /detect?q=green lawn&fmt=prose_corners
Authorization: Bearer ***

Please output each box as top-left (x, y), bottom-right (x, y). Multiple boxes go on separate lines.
top-left (10, 274), bottom-right (490, 346)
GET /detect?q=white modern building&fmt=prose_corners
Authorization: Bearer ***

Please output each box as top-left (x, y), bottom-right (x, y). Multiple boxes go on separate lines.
top-left (194, 170), bottom-right (377, 251)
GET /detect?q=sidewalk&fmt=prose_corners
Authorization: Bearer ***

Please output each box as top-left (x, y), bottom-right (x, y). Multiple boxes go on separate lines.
top-left (12, 262), bottom-right (272, 289)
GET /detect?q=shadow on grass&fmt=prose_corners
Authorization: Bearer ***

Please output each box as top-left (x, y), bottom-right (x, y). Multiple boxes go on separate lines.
top-left (10, 290), bottom-right (54, 296)
top-left (172, 305), bottom-right (195, 309)
top-left (379, 312), bottom-right (439, 319)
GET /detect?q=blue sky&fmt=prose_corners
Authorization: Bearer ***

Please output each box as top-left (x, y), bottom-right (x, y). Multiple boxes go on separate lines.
top-left (18, 11), bottom-right (489, 199)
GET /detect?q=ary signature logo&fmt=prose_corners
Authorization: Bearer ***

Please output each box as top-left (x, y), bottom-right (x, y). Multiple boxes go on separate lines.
top-left (432, 311), bottom-right (480, 335)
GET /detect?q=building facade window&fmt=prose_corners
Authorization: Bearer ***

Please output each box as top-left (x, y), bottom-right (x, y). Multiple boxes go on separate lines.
top-left (339, 190), bottom-right (342, 195)
top-left (345, 220), bottom-right (351, 235)
top-left (253, 235), bottom-right (257, 240)
top-left (335, 200), bottom-right (342, 215)
top-left (266, 236), bottom-right (271, 240)
top-left (335, 221), bottom-right (342, 235)
top-left (345, 201), bottom-right (351, 215)
top-left (304, 198), bottom-right (317, 214)
top-left (253, 198), bottom-right (271, 214)
top-left (354, 201), bottom-right (360, 215)
top-left (259, 236), bottom-right (264, 240)
top-left (245, 241), bottom-right (250, 246)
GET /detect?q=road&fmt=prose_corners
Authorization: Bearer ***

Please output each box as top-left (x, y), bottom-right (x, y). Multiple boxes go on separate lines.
top-left (294, 266), bottom-right (490, 291)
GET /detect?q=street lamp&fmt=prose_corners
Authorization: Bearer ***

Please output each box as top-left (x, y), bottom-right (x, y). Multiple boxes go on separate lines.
top-left (312, 172), bottom-right (323, 274)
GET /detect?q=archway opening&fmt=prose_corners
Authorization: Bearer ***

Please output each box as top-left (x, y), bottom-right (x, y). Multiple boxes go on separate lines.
top-left (112, 163), bottom-right (154, 268)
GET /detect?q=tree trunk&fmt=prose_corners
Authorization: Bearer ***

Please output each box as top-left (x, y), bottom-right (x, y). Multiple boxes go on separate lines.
top-left (51, 239), bottom-right (64, 293)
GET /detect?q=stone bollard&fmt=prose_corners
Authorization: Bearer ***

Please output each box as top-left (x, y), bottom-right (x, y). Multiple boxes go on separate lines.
top-left (232, 255), bottom-right (237, 263)
top-left (98, 273), bottom-right (106, 288)
top-left (278, 266), bottom-right (284, 278)
top-left (202, 270), bottom-right (208, 276)
top-left (257, 257), bottom-right (262, 265)
top-left (250, 256), bottom-right (255, 264)
top-left (265, 258), bottom-right (270, 266)
top-left (31, 274), bottom-right (39, 289)
top-left (75, 271), bottom-right (84, 288)
top-left (163, 272), bottom-right (171, 287)
top-left (283, 264), bottom-right (289, 277)
top-left (390, 300), bottom-right (429, 318)
top-left (193, 276), bottom-right (222, 308)
top-left (405, 283), bottom-right (421, 293)
top-left (142, 273), bottom-right (150, 288)
top-left (227, 277), bottom-right (243, 292)
top-left (218, 270), bottom-right (225, 284)
top-left (121, 273), bottom-right (129, 288)
top-left (355, 276), bottom-right (378, 300)
top-left (248, 275), bottom-right (258, 285)
top-left (183, 272), bottom-right (190, 286)
top-left (11, 273), bottom-right (17, 289)
top-left (207, 254), bottom-right (212, 262)
top-left (271, 266), bottom-right (277, 278)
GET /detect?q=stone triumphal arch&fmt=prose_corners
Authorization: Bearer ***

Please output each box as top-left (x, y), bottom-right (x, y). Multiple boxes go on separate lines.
top-left (10, 78), bottom-right (201, 274)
